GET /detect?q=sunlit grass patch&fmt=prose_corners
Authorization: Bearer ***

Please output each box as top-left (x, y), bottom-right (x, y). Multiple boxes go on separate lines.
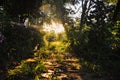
top-left (34, 47), bottom-right (51, 60)
top-left (8, 69), bottom-right (22, 76)
top-left (35, 64), bottom-right (46, 73)
top-left (8, 58), bottom-right (46, 79)
top-left (50, 41), bottom-right (69, 52)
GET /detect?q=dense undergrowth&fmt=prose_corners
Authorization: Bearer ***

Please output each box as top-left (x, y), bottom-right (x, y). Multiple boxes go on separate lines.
top-left (0, 15), bottom-right (120, 80)
top-left (0, 0), bottom-right (120, 79)
top-left (66, 20), bottom-right (120, 79)
top-left (0, 13), bottom-right (44, 79)
top-left (4, 32), bottom-right (69, 80)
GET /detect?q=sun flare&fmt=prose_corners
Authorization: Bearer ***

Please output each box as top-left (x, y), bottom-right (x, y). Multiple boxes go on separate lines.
top-left (42, 20), bottom-right (65, 34)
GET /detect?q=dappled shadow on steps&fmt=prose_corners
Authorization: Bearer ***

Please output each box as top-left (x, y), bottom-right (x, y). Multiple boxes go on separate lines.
top-left (40, 52), bottom-right (104, 80)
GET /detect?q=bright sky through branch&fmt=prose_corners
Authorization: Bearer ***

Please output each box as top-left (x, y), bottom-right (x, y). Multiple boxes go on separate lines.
top-left (64, 0), bottom-right (92, 19)
top-left (64, 1), bottom-right (82, 18)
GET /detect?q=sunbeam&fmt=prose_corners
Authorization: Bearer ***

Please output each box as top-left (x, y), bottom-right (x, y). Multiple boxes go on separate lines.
top-left (42, 20), bottom-right (65, 34)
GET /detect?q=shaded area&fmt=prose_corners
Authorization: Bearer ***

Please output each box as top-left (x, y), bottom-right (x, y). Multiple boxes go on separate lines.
top-left (0, 25), bottom-right (43, 79)
top-left (65, 0), bottom-right (120, 79)
top-left (0, 0), bottom-right (120, 80)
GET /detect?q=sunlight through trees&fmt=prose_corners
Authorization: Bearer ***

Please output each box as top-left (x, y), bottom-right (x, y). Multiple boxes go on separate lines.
top-left (0, 0), bottom-right (120, 80)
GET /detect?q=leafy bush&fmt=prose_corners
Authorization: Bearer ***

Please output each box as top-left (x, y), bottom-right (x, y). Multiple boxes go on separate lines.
top-left (8, 60), bottom-right (37, 80)
top-left (7, 58), bottom-right (46, 80)
top-left (1, 25), bottom-right (44, 61)
top-left (112, 21), bottom-right (120, 54)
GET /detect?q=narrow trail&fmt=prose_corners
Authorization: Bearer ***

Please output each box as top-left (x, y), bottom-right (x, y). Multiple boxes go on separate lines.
top-left (41, 52), bottom-right (82, 80)
top-left (39, 52), bottom-right (102, 80)
top-left (7, 51), bottom-right (104, 80)
top-left (6, 39), bottom-right (103, 80)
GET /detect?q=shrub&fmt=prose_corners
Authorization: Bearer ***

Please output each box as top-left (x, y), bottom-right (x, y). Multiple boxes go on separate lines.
top-left (1, 24), bottom-right (44, 61)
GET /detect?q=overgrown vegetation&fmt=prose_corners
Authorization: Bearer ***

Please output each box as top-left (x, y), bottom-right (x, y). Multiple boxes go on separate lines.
top-left (65, 0), bottom-right (120, 79)
top-left (0, 0), bottom-right (120, 80)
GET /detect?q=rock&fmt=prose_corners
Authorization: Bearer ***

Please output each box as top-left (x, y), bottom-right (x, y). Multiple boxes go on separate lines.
top-left (41, 73), bottom-right (52, 78)
top-left (43, 62), bottom-right (52, 65)
top-left (48, 70), bottom-right (54, 73)
top-left (57, 74), bottom-right (67, 79)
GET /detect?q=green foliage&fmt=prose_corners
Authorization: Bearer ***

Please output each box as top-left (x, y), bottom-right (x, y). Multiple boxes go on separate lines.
top-left (105, 0), bottom-right (118, 4)
top-left (1, 25), bottom-right (43, 61)
top-left (34, 75), bottom-right (40, 80)
top-left (0, 11), bottom-right (44, 76)
top-left (8, 60), bottom-right (36, 80)
top-left (46, 33), bottom-right (56, 42)
top-left (0, 7), bottom-right (44, 62)
top-left (112, 21), bottom-right (120, 52)
top-left (66, 0), bottom-right (120, 78)
top-left (7, 56), bottom-right (47, 80)
top-left (34, 47), bottom-right (50, 60)
top-left (35, 64), bottom-right (46, 73)
top-left (66, 21), bottom-right (90, 53)
top-left (0, 0), bottom-right (120, 79)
